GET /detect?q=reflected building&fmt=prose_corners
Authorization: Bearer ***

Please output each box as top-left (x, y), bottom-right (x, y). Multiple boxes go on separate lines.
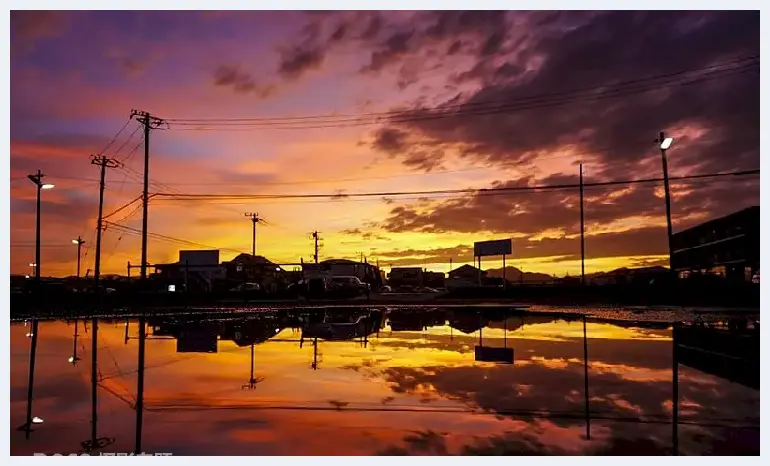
top-left (220, 318), bottom-right (284, 347)
top-left (388, 308), bottom-right (447, 331)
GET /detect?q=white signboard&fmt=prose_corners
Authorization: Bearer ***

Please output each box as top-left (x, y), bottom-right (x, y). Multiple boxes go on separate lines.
top-left (474, 239), bottom-right (512, 257)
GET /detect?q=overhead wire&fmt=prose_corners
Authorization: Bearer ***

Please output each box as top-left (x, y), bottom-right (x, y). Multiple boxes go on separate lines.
top-left (166, 55), bottom-right (758, 125)
top-left (96, 117), bottom-right (133, 155)
top-left (149, 169), bottom-right (759, 202)
top-left (164, 57), bottom-right (758, 131)
top-left (102, 220), bottom-right (247, 255)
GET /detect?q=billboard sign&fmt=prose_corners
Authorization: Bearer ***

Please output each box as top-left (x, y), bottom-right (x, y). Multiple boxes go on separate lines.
top-left (474, 346), bottom-right (514, 364)
top-left (474, 239), bottom-right (512, 257)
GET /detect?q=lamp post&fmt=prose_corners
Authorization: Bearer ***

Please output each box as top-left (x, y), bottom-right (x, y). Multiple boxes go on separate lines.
top-left (27, 170), bottom-right (54, 287)
top-left (656, 132), bottom-right (675, 274)
top-left (72, 237), bottom-right (85, 278)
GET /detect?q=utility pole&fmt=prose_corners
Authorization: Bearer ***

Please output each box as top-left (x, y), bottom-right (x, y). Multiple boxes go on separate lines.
top-left (130, 109), bottom-right (164, 456)
top-left (244, 213), bottom-right (260, 256)
top-left (580, 163), bottom-right (585, 286)
top-left (130, 110), bottom-right (165, 280)
top-left (311, 231), bottom-right (321, 264)
top-left (90, 155), bottom-right (120, 292)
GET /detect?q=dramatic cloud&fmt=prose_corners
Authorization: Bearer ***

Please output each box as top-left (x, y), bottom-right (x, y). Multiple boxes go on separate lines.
top-left (278, 47), bottom-right (326, 80)
top-left (213, 65), bottom-right (276, 98)
top-left (370, 11), bottom-right (759, 178)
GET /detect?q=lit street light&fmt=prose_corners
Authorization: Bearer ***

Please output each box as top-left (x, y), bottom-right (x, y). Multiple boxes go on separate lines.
top-left (72, 237), bottom-right (86, 278)
top-left (656, 132), bottom-right (675, 275)
top-left (27, 170), bottom-right (54, 287)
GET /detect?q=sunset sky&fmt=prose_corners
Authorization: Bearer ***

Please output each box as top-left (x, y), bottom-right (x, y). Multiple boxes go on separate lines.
top-left (9, 10), bottom-right (760, 277)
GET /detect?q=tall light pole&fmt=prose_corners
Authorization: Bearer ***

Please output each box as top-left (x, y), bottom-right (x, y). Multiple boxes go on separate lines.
top-left (27, 170), bottom-right (54, 286)
top-left (72, 237), bottom-right (85, 278)
top-left (657, 132), bottom-right (675, 274)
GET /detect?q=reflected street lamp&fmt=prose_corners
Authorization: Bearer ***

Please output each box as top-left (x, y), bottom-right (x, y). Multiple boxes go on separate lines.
top-left (656, 132), bottom-right (675, 275)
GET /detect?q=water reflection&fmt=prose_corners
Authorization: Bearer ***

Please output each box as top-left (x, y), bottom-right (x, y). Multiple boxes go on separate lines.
top-left (10, 308), bottom-right (759, 456)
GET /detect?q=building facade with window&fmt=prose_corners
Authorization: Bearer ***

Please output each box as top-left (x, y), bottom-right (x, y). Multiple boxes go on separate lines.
top-left (671, 206), bottom-right (759, 281)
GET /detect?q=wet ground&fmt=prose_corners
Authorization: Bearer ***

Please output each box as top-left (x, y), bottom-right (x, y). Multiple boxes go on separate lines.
top-left (10, 310), bottom-right (759, 455)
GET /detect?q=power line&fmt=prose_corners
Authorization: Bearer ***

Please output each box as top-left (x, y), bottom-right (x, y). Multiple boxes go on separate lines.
top-left (164, 58), bottom-right (758, 131)
top-left (103, 194), bottom-right (145, 220)
top-left (150, 169), bottom-right (759, 201)
top-left (166, 56), bottom-right (758, 125)
top-left (97, 117), bottom-right (132, 156)
top-left (109, 124), bottom-right (142, 160)
top-left (103, 220), bottom-right (247, 255)
top-left (34, 134), bottom-right (757, 190)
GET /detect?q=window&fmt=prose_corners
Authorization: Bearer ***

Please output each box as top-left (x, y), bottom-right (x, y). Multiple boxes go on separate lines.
top-left (236, 264), bottom-right (243, 272)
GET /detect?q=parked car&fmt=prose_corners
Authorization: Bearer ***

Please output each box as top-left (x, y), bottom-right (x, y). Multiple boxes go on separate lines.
top-left (331, 276), bottom-right (370, 296)
top-left (230, 282), bottom-right (261, 292)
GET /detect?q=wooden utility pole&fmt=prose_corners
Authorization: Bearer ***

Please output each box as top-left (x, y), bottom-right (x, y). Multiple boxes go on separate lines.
top-left (90, 155), bottom-right (120, 292)
top-left (311, 231), bottom-right (320, 263)
top-left (245, 212), bottom-right (260, 256)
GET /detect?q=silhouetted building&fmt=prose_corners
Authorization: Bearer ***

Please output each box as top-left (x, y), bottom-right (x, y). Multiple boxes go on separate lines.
top-left (176, 327), bottom-right (218, 353)
top-left (388, 267), bottom-right (423, 287)
top-left (671, 206), bottom-right (759, 281)
top-left (152, 250), bottom-right (225, 292)
top-left (423, 271), bottom-right (445, 288)
top-left (448, 264), bottom-right (486, 281)
top-left (223, 253), bottom-right (285, 288)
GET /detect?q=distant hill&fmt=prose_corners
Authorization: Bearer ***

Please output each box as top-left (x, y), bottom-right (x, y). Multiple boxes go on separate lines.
top-left (585, 266), bottom-right (669, 279)
top-left (484, 266), bottom-right (553, 283)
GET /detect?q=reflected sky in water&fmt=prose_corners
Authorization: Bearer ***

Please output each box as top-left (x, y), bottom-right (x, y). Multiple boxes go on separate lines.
top-left (10, 311), bottom-right (759, 455)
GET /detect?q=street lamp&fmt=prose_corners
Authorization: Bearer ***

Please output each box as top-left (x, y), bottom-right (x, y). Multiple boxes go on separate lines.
top-left (27, 170), bottom-right (54, 286)
top-left (656, 132), bottom-right (675, 275)
top-left (72, 237), bottom-right (85, 278)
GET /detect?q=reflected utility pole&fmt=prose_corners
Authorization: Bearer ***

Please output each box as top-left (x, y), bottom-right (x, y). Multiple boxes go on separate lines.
top-left (242, 344), bottom-right (258, 389)
top-left (672, 323), bottom-right (679, 455)
top-left (583, 315), bottom-right (591, 440)
top-left (312, 338), bottom-right (319, 370)
top-left (90, 316), bottom-right (98, 451)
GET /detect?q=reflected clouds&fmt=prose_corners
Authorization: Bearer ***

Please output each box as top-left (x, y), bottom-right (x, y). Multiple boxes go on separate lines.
top-left (10, 314), bottom-right (759, 455)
